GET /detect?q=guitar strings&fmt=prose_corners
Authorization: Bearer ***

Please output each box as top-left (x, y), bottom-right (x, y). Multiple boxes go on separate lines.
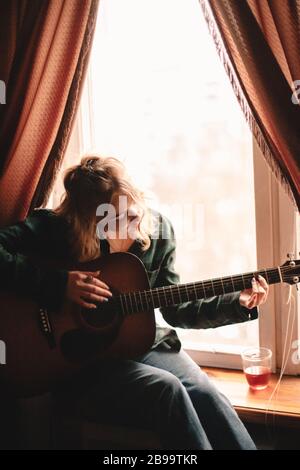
top-left (119, 266), bottom-right (293, 304)
top-left (117, 265), bottom-right (296, 318)
top-left (135, 266), bottom-right (292, 295)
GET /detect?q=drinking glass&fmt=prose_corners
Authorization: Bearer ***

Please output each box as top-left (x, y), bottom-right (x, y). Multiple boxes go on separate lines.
top-left (241, 347), bottom-right (272, 390)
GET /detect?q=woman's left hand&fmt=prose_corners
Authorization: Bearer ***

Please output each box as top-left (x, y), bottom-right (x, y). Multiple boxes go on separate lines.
top-left (239, 275), bottom-right (269, 309)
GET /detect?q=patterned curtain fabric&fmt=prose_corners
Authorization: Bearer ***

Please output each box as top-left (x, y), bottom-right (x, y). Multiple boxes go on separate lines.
top-left (0, 0), bottom-right (99, 226)
top-left (199, 0), bottom-right (300, 210)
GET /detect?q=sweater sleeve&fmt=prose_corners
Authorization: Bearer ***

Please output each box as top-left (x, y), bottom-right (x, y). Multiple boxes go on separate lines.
top-left (155, 217), bottom-right (258, 329)
top-left (0, 211), bottom-right (69, 311)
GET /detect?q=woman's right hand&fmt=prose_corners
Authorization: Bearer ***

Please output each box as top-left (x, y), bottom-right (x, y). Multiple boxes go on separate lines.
top-left (66, 270), bottom-right (112, 309)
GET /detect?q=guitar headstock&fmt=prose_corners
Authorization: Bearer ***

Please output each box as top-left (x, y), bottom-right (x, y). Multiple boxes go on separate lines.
top-left (281, 253), bottom-right (300, 285)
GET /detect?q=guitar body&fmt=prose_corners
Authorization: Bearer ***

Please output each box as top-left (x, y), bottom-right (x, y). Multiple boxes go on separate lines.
top-left (0, 252), bottom-right (156, 398)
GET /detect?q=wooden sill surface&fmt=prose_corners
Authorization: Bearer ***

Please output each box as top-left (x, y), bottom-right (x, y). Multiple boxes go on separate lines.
top-left (203, 367), bottom-right (300, 428)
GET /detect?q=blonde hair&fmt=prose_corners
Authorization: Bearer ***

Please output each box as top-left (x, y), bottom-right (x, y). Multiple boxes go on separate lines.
top-left (54, 155), bottom-right (154, 261)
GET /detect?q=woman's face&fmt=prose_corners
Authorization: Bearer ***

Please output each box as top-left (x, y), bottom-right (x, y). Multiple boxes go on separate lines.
top-left (96, 193), bottom-right (142, 240)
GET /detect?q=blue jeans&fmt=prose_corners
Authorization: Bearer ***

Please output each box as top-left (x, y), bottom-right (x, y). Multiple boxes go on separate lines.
top-left (61, 348), bottom-right (256, 450)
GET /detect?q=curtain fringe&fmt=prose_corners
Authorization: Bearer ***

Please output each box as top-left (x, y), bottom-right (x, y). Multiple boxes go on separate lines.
top-left (198, 0), bottom-right (297, 208)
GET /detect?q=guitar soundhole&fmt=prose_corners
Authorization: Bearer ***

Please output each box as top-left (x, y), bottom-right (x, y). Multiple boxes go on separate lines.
top-left (61, 297), bottom-right (122, 363)
top-left (81, 297), bottom-right (120, 329)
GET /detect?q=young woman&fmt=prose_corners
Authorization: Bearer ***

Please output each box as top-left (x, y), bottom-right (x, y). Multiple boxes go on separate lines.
top-left (0, 156), bottom-right (269, 450)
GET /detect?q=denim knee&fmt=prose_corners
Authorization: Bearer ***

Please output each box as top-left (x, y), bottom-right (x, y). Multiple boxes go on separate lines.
top-left (147, 369), bottom-right (186, 402)
top-left (182, 369), bottom-right (227, 407)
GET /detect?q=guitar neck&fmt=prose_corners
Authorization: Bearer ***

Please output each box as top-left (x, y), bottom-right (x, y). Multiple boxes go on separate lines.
top-left (119, 266), bottom-right (282, 315)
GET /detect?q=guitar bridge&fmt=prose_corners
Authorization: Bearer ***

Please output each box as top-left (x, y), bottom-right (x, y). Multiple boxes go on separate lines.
top-left (39, 308), bottom-right (56, 349)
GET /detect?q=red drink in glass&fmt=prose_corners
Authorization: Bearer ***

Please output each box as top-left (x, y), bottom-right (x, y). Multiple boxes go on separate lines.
top-left (245, 366), bottom-right (271, 390)
top-left (241, 347), bottom-right (272, 390)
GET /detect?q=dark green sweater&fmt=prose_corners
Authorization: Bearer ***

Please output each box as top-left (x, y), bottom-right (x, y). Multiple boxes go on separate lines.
top-left (0, 209), bottom-right (257, 351)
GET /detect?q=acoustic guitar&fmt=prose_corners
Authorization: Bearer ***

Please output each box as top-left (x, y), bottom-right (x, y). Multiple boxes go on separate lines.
top-left (0, 252), bottom-right (299, 398)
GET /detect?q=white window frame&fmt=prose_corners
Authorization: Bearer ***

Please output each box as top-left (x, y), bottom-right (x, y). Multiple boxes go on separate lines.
top-left (184, 139), bottom-right (300, 375)
top-left (253, 139), bottom-right (300, 375)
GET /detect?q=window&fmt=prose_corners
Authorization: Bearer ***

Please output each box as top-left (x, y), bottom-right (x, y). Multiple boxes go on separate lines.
top-left (49, 0), bottom-right (299, 373)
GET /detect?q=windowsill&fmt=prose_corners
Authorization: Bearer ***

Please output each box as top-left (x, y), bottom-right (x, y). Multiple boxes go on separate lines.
top-left (202, 367), bottom-right (300, 428)
top-left (182, 341), bottom-right (247, 355)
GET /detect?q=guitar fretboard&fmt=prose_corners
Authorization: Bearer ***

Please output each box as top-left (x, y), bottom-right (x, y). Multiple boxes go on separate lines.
top-left (118, 267), bottom-right (282, 315)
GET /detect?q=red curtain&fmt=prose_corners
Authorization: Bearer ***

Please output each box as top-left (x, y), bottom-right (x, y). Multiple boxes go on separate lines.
top-left (199, 0), bottom-right (300, 210)
top-left (0, 0), bottom-right (99, 226)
